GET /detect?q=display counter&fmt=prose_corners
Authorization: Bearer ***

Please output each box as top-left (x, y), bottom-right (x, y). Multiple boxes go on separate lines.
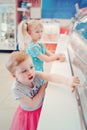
top-left (37, 35), bottom-right (82, 130)
top-left (68, 12), bottom-right (87, 129)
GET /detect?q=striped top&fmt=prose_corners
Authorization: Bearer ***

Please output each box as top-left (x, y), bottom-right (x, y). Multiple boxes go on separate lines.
top-left (12, 72), bottom-right (45, 111)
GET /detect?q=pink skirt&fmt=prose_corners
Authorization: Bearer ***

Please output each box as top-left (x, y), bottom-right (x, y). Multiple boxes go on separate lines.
top-left (10, 105), bottom-right (42, 130)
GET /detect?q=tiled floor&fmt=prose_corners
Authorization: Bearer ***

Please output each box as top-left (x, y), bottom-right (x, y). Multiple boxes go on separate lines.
top-left (0, 52), bottom-right (52, 130)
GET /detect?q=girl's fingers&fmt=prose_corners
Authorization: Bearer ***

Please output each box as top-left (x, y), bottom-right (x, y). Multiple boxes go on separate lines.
top-left (71, 86), bottom-right (75, 92)
top-left (72, 77), bottom-right (81, 92)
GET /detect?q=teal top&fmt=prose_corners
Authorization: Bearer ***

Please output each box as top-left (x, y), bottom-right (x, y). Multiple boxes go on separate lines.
top-left (26, 42), bottom-right (46, 71)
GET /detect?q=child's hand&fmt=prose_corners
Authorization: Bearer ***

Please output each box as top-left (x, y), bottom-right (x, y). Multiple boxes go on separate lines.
top-left (56, 53), bottom-right (66, 62)
top-left (71, 77), bottom-right (80, 92)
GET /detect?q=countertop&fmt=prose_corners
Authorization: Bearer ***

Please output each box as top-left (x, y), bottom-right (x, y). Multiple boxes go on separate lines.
top-left (37, 35), bottom-right (82, 130)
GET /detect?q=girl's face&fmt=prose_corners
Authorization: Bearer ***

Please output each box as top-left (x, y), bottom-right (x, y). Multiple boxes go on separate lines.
top-left (14, 58), bottom-right (35, 86)
top-left (29, 27), bottom-right (43, 42)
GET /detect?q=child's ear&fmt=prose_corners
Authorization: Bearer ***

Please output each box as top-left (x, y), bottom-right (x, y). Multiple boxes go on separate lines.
top-left (28, 30), bottom-right (31, 34)
top-left (12, 73), bottom-right (16, 78)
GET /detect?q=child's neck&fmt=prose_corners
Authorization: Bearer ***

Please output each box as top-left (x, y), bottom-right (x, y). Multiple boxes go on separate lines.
top-left (28, 82), bottom-right (34, 88)
top-left (31, 40), bottom-right (38, 43)
top-left (16, 79), bottom-right (34, 88)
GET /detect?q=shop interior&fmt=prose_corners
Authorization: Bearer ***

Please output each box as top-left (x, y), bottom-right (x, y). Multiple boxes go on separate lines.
top-left (1, 0), bottom-right (86, 52)
top-left (0, 0), bottom-right (87, 130)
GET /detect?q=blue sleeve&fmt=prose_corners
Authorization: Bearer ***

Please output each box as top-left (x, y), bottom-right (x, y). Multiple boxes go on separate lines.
top-left (26, 45), bottom-right (41, 57)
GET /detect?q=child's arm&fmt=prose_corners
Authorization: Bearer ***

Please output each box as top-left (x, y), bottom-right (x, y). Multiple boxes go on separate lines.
top-left (37, 53), bottom-right (58, 62)
top-left (19, 82), bottom-right (48, 108)
top-left (46, 49), bottom-right (54, 56)
top-left (46, 49), bottom-right (66, 62)
top-left (38, 72), bottom-right (80, 87)
top-left (38, 50), bottom-right (66, 62)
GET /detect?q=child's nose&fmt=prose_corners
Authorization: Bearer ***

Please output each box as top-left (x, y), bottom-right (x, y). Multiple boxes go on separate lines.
top-left (39, 32), bottom-right (42, 36)
top-left (27, 69), bottom-right (32, 75)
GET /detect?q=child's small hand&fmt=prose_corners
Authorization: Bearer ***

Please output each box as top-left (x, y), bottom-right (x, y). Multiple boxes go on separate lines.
top-left (56, 53), bottom-right (66, 62)
top-left (71, 86), bottom-right (76, 92)
top-left (71, 77), bottom-right (80, 92)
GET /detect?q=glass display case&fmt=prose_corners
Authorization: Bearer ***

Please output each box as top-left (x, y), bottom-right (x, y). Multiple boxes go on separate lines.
top-left (0, 4), bottom-right (17, 52)
top-left (68, 12), bottom-right (87, 130)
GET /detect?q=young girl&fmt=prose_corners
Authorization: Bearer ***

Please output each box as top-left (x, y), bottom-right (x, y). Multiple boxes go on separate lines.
top-left (6, 51), bottom-right (80, 130)
top-left (18, 20), bottom-right (66, 71)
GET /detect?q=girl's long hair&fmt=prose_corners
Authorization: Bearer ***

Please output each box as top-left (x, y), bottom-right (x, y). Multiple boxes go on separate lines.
top-left (18, 21), bottom-right (30, 51)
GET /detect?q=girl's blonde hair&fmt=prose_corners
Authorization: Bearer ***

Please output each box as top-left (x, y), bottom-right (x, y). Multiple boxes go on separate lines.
top-left (18, 20), bottom-right (43, 51)
top-left (6, 51), bottom-right (30, 73)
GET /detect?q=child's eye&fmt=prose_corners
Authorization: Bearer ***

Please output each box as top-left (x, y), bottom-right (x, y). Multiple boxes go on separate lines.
top-left (30, 65), bottom-right (34, 69)
top-left (21, 69), bottom-right (27, 73)
top-left (41, 30), bottom-right (43, 33)
top-left (36, 31), bottom-right (43, 33)
top-left (36, 31), bottom-right (39, 33)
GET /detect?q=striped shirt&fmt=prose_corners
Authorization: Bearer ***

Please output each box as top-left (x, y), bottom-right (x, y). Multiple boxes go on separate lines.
top-left (12, 72), bottom-right (45, 111)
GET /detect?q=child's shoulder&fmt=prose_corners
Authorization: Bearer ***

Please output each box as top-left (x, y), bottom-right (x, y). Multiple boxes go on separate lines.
top-left (35, 71), bottom-right (43, 80)
top-left (34, 72), bottom-right (42, 84)
top-left (11, 80), bottom-right (25, 91)
top-left (35, 71), bottom-right (41, 79)
top-left (27, 42), bottom-right (39, 49)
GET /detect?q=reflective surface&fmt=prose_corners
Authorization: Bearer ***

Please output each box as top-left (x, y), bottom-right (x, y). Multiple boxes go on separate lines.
top-left (68, 12), bottom-right (87, 129)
